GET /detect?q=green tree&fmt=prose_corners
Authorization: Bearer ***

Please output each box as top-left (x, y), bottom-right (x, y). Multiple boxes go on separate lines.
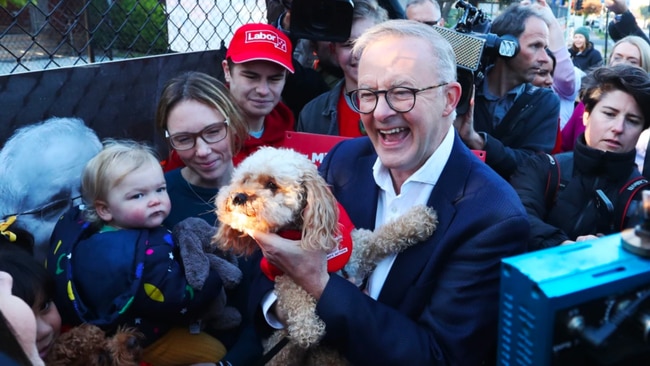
top-left (88, 0), bottom-right (168, 56)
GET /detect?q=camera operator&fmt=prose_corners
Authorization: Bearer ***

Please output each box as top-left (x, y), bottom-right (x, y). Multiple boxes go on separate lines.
top-left (524, 0), bottom-right (578, 131)
top-left (454, 4), bottom-right (560, 180)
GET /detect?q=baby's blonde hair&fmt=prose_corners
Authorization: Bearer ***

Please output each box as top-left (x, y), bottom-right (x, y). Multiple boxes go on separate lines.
top-left (82, 139), bottom-right (161, 224)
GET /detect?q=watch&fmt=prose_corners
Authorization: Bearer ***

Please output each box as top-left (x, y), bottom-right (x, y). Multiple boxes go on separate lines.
top-left (614, 10), bottom-right (629, 23)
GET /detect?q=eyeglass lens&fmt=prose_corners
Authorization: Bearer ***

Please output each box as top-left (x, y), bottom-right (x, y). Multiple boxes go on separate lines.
top-left (350, 87), bottom-right (418, 114)
top-left (168, 122), bottom-right (228, 151)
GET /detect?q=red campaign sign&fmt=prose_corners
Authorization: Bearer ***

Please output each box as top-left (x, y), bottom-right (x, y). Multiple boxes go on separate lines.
top-left (281, 131), bottom-right (349, 166)
top-left (280, 131), bottom-right (486, 166)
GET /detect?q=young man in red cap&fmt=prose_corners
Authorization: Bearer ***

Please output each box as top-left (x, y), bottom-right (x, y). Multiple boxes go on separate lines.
top-left (222, 23), bottom-right (296, 165)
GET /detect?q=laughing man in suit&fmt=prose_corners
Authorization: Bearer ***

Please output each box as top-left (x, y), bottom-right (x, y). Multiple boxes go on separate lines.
top-left (252, 19), bottom-right (529, 365)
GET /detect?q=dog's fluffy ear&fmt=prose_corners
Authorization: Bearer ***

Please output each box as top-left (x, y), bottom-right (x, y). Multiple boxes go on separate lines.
top-left (213, 223), bottom-right (258, 256)
top-left (301, 169), bottom-right (339, 252)
top-left (46, 324), bottom-right (106, 365)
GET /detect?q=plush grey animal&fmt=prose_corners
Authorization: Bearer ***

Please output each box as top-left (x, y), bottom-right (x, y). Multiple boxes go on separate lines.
top-left (173, 217), bottom-right (243, 330)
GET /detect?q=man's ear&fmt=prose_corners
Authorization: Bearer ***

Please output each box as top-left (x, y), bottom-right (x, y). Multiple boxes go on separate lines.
top-left (94, 200), bottom-right (112, 222)
top-left (222, 60), bottom-right (231, 83)
top-left (443, 81), bottom-right (463, 117)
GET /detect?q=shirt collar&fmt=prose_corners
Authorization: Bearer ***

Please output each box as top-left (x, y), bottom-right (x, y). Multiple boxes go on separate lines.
top-left (372, 125), bottom-right (455, 193)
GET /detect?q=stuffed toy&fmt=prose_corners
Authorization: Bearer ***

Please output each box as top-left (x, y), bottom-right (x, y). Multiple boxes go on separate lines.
top-left (173, 217), bottom-right (243, 330)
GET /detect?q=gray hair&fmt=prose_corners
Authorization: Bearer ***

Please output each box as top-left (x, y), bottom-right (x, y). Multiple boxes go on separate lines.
top-left (0, 117), bottom-right (101, 214)
top-left (352, 19), bottom-right (457, 83)
top-left (405, 0), bottom-right (441, 12)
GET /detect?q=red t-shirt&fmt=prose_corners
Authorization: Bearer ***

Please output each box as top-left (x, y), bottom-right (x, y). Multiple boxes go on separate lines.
top-left (337, 89), bottom-right (365, 137)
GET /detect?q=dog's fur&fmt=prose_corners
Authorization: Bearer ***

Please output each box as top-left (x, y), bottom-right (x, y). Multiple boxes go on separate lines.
top-left (214, 147), bottom-right (438, 365)
top-left (46, 324), bottom-right (143, 366)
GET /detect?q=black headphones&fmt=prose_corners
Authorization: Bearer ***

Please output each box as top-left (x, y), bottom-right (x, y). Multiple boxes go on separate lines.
top-left (496, 34), bottom-right (520, 58)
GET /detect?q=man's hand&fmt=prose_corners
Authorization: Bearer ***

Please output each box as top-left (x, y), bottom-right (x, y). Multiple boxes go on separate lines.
top-left (604, 0), bottom-right (628, 15)
top-left (561, 234), bottom-right (601, 245)
top-left (252, 231), bottom-right (329, 299)
top-left (521, 0), bottom-right (554, 25)
top-left (453, 86), bottom-right (485, 150)
top-left (576, 234), bottom-right (602, 242)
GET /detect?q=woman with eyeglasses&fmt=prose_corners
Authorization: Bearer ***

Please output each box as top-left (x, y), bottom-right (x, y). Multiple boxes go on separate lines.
top-left (156, 71), bottom-right (248, 227)
top-left (155, 71), bottom-right (263, 365)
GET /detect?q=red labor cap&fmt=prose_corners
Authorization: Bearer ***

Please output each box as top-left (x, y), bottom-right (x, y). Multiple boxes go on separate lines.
top-left (226, 23), bottom-right (295, 73)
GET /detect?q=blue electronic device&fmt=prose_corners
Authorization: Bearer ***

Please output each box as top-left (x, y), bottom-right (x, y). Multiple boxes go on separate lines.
top-left (497, 232), bottom-right (650, 365)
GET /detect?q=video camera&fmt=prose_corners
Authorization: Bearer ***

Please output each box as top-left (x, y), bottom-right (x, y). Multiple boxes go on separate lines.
top-left (432, 0), bottom-right (518, 114)
top-left (287, 0), bottom-right (354, 43)
top-left (286, 0), bottom-right (406, 42)
top-left (498, 192), bottom-right (650, 365)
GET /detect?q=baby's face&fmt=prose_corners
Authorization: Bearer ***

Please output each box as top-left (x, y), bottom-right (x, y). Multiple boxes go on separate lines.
top-left (98, 163), bottom-right (171, 229)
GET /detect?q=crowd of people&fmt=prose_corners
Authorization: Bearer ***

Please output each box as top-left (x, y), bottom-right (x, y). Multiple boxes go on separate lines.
top-left (1, 0), bottom-right (650, 364)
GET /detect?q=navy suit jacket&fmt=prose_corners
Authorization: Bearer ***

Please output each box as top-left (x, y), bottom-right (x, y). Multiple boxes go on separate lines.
top-left (315, 135), bottom-right (529, 365)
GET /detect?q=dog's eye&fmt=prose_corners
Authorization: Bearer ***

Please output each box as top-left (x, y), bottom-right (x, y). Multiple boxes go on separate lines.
top-left (265, 181), bottom-right (278, 191)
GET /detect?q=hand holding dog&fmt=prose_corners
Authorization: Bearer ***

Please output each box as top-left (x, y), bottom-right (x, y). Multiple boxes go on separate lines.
top-left (252, 231), bottom-right (330, 300)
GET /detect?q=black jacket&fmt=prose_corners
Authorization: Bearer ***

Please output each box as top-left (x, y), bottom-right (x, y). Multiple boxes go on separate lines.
top-left (510, 135), bottom-right (641, 251)
top-left (608, 10), bottom-right (650, 44)
top-left (473, 82), bottom-right (560, 180)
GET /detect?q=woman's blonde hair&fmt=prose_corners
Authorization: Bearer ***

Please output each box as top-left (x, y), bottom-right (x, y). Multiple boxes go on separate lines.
top-left (82, 139), bottom-right (160, 224)
top-left (610, 35), bottom-right (650, 73)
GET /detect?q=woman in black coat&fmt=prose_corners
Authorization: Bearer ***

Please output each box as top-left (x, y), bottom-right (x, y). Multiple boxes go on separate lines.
top-left (510, 64), bottom-right (650, 251)
top-left (569, 26), bottom-right (603, 72)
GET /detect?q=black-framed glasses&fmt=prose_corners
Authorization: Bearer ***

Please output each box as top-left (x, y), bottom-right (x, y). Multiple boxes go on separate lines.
top-left (346, 83), bottom-right (448, 114)
top-left (165, 121), bottom-right (229, 151)
top-left (1, 195), bottom-right (83, 221)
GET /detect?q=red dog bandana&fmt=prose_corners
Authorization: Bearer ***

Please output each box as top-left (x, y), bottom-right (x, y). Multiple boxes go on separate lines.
top-left (260, 202), bottom-right (354, 281)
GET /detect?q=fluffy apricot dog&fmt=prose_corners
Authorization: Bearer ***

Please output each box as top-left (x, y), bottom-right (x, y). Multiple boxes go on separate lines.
top-left (214, 147), bottom-right (437, 365)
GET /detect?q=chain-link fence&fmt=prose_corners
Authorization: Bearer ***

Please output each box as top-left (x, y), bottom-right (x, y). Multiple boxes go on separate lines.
top-left (0, 0), bottom-right (272, 75)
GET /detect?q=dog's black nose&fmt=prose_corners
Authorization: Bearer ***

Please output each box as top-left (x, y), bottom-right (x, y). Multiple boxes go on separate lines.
top-left (233, 193), bottom-right (248, 206)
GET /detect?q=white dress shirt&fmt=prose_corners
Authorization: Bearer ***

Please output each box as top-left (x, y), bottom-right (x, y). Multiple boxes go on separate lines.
top-left (263, 126), bottom-right (455, 325)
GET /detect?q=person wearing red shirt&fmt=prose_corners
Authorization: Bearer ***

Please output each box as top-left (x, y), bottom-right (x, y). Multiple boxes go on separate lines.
top-left (296, 0), bottom-right (388, 137)
top-left (222, 23), bottom-right (296, 165)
